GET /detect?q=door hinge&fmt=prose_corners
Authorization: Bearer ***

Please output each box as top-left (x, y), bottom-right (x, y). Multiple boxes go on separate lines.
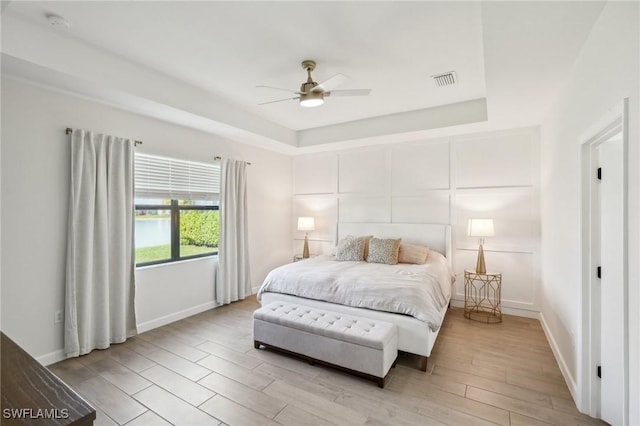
top-left (597, 266), bottom-right (601, 279)
top-left (597, 365), bottom-right (601, 378)
top-left (597, 167), bottom-right (602, 180)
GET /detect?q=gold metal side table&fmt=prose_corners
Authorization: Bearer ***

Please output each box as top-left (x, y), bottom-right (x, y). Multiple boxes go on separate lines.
top-left (464, 270), bottom-right (502, 323)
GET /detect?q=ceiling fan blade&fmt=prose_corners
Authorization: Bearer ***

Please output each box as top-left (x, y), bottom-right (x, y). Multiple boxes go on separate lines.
top-left (325, 89), bottom-right (372, 97)
top-left (256, 85), bottom-right (304, 95)
top-left (258, 97), bottom-right (300, 105)
top-left (311, 73), bottom-right (349, 93)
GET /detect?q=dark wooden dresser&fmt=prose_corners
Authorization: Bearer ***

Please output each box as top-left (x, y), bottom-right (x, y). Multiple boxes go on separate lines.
top-left (1, 332), bottom-right (96, 425)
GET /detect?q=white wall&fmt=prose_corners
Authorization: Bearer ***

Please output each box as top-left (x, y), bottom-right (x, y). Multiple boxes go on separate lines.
top-left (0, 77), bottom-right (292, 364)
top-left (291, 127), bottom-right (541, 317)
top-left (539, 1), bottom-right (639, 421)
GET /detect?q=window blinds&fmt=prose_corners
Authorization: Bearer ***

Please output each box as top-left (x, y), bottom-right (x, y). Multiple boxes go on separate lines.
top-left (135, 153), bottom-right (220, 200)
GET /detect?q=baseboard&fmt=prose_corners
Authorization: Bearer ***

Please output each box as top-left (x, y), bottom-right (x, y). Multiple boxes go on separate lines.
top-left (37, 349), bottom-right (67, 366)
top-left (37, 301), bottom-right (220, 366)
top-left (449, 298), bottom-right (539, 319)
top-left (539, 311), bottom-right (579, 404)
top-left (137, 300), bottom-right (219, 333)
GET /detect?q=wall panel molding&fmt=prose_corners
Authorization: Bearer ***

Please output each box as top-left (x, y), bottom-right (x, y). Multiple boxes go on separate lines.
top-left (291, 127), bottom-right (540, 316)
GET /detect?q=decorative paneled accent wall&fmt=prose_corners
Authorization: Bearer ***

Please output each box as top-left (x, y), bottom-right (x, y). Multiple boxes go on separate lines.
top-left (291, 128), bottom-right (540, 317)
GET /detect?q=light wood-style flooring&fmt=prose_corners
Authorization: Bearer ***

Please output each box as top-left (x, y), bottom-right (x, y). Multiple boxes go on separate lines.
top-left (50, 297), bottom-right (605, 426)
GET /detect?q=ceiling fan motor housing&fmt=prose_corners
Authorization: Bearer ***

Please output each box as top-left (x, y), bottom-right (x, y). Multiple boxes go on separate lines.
top-left (300, 81), bottom-right (318, 93)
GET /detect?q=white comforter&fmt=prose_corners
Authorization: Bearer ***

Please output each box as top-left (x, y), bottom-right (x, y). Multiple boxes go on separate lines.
top-left (257, 251), bottom-right (455, 331)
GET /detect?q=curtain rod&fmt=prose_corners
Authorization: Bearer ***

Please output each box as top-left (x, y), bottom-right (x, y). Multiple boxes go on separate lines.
top-left (214, 156), bottom-right (252, 165)
top-left (65, 128), bottom-right (143, 146)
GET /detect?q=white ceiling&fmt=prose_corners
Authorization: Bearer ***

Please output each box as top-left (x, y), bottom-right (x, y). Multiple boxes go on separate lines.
top-left (1, 1), bottom-right (605, 152)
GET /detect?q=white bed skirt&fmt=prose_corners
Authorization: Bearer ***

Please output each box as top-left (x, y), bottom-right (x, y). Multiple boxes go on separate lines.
top-left (259, 292), bottom-right (448, 357)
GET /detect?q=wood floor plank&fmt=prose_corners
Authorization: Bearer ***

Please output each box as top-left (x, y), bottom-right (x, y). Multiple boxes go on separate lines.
top-left (433, 365), bottom-right (553, 407)
top-left (510, 412), bottom-right (555, 426)
top-left (334, 391), bottom-right (448, 426)
top-left (254, 360), bottom-right (342, 401)
top-left (124, 410), bottom-right (173, 426)
top-left (145, 348), bottom-right (212, 382)
top-left (75, 376), bottom-right (147, 425)
top-left (429, 354), bottom-right (507, 382)
top-left (506, 372), bottom-right (573, 399)
top-left (108, 346), bottom-right (157, 373)
top-left (49, 358), bottom-right (99, 386)
top-left (388, 364), bottom-right (468, 396)
top-left (325, 372), bottom-right (500, 426)
top-left (138, 331), bottom-right (209, 362)
top-left (199, 395), bottom-right (281, 426)
top-left (273, 404), bottom-right (338, 426)
top-left (263, 380), bottom-right (367, 426)
top-left (466, 386), bottom-right (602, 426)
top-left (119, 337), bottom-right (159, 356)
top-left (197, 354), bottom-right (274, 391)
top-left (551, 395), bottom-right (589, 416)
top-left (133, 385), bottom-right (220, 426)
top-left (94, 407), bottom-right (118, 426)
top-left (387, 378), bottom-right (510, 426)
top-left (197, 371), bottom-right (287, 419)
top-left (139, 365), bottom-right (215, 406)
top-left (197, 340), bottom-right (263, 370)
top-left (85, 358), bottom-right (153, 395)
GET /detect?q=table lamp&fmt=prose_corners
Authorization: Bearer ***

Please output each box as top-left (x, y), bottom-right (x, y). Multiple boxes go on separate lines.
top-left (297, 217), bottom-right (315, 258)
top-left (468, 219), bottom-right (494, 274)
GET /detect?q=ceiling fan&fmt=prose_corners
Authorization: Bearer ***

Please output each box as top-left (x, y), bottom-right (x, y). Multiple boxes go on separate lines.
top-left (257, 60), bottom-right (371, 108)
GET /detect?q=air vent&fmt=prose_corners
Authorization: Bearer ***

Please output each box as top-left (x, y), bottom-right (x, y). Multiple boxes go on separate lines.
top-left (432, 71), bottom-right (457, 87)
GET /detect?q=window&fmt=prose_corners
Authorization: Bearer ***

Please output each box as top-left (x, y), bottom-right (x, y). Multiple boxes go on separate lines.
top-left (134, 154), bottom-right (220, 266)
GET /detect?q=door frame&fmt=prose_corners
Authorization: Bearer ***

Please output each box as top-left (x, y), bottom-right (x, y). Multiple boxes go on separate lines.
top-left (579, 98), bottom-right (629, 420)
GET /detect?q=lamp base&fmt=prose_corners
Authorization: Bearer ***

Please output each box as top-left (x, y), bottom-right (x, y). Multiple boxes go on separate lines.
top-left (475, 244), bottom-right (486, 274)
top-left (303, 234), bottom-right (310, 258)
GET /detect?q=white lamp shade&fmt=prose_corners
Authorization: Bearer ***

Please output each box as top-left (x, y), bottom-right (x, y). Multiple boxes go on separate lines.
top-left (297, 217), bottom-right (315, 231)
top-left (468, 219), bottom-right (494, 237)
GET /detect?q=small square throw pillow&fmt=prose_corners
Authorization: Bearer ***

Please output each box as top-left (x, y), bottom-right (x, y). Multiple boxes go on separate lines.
top-left (335, 235), bottom-right (367, 261)
top-left (367, 237), bottom-right (402, 265)
top-left (398, 243), bottom-right (430, 265)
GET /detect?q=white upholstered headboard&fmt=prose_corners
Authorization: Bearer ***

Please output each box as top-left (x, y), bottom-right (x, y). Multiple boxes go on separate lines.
top-left (337, 223), bottom-right (452, 263)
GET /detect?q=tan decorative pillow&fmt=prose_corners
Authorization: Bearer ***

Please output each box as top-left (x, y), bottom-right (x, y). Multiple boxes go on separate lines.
top-left (398, 243), bottom-right (430, 265)
top-left (362, 235), bottom-right (374, 259)
top-left (366, 237), bottom-right (402, 265)
top-left (336, 235), bottom-right (367, 261)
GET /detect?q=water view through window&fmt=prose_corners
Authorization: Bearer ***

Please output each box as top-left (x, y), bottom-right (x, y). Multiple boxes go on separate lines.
top-left (135, 208), bottom-right (171, 264)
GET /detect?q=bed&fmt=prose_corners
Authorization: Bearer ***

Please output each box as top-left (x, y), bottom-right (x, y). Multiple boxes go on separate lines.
top-left (257, 223), bottom-right (454, 370)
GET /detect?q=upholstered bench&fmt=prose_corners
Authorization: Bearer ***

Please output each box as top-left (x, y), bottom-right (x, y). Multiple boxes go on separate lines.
top-left (253, 302), bottom-right (398, 387)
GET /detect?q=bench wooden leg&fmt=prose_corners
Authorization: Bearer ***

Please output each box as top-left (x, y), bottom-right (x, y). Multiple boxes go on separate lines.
top-left (419, 356), bottom-right (427, 372)
top-left (254, 341), bottom-right (261, 349)
top-left (377, 377), bottom-right (385, 388)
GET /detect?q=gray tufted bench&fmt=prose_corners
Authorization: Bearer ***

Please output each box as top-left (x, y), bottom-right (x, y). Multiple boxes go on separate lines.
top-left (253, 302), bottom-right (398, 387)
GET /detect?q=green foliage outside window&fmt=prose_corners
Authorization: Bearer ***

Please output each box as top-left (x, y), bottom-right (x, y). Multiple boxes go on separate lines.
top-left (180, 210), bottom-right (220, 248)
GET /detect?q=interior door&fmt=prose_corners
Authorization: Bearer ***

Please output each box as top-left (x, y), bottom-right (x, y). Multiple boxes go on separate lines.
top-left (598, 134), bottom-right (624, 426)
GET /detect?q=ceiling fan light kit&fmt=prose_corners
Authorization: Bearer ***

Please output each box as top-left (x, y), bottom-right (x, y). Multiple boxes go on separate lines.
top-left (258, 59), bottom-right (371, 107)
top-left (300, 92), bottom-right (324, 107)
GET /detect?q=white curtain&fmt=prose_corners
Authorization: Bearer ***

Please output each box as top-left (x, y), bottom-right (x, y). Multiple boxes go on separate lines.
top-left (217, 159), bottom-right (252, 304)
top-left (65, 129), bottom-right (137, 357)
